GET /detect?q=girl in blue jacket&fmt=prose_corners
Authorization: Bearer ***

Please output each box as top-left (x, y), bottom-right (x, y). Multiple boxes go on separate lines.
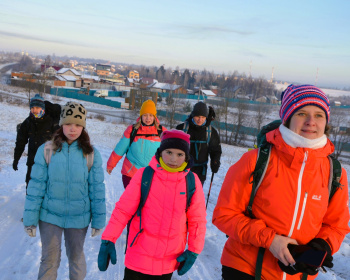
top-left (23, 102), bottom-right (106, 280)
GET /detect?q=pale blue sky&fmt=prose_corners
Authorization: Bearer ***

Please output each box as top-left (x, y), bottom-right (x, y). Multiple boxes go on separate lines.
top-left (1, 0), bottom-right (349, 88)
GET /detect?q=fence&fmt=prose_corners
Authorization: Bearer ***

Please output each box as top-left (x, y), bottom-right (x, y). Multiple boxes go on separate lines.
top-left (49, 87), bottom-right (122, 108)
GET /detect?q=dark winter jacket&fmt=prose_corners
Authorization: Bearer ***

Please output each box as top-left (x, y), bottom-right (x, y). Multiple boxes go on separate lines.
top-left (176, 118), bottom-right (221, 182)
top-left (14, 113), bottom-right (58, 166)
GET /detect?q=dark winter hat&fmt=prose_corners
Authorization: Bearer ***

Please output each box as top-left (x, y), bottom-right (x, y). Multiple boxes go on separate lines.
top-left (30, 94), bottom-right (45, 110)
top-left (191, 102), bottom-right (208, 118)
top-left (280, 84), bottom-right (330, 123)
top-left (158, 130), bottom-right (190, 157)
top-left (59, 102), bottom-right (87, 128)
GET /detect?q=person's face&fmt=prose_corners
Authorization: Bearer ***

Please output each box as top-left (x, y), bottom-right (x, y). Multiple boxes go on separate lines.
top-left (30, 106), bottom-right (42, 115)
top-left (288, 105), bottom-right (327, 139)
top-left (141, 113), bottom-right (155, 125)
top-left (161, 148), bottom-right (186, 168)
top-left (63, 124), bottom-right (84, 144)
top-left (193, 116), bottom-right (206, 126)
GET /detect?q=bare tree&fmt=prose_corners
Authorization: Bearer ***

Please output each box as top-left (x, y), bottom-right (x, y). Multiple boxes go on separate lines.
top-left (329, 107), bottom-right (350, 159)
top-left (230, 100), bottom-right (248, 145)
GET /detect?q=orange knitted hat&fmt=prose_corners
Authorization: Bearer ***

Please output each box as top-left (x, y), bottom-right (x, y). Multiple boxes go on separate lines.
top-left (140, 100), bottom-right (157, 116)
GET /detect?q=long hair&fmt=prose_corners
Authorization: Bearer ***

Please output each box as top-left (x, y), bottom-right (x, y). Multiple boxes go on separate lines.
top-left (52, 127), bottom-right (94, 155)
top-left (134, 115), bottom-right (160, 130)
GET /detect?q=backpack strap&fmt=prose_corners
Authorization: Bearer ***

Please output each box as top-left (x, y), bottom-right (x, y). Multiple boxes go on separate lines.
top-left (129, 166), bottom-right (154, 247)
top-left (185, 171), bottom-right (196, 211)
top-left (85, 151), bottom-right (94, 172)
top-left (44, 141), bottom-right (54, 165)
top-left (183, 121), bottom-right (189, 134)
top-left (328, 155), bottom-right (342, 201)
top-left (126, 126), bottom-right (138, 154)
top-left (246, 143), bottom-right (271, 219)
top-left (206, 125), bottom-right (211, 144)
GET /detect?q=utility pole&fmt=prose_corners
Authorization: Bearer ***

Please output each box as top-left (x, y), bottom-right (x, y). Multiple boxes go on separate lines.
top-left (249, 60), bottom-right (252, 78)
top-left (270, 67), bottom-right (274, 83)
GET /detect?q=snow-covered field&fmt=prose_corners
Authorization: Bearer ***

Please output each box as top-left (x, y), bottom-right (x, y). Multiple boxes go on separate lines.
top-left (274, 83), bottom-right (350, 98)
top-left (0, 92), bottom-right (349, 280)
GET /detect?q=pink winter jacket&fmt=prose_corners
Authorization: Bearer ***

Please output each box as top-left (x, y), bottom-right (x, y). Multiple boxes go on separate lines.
top-left (102, 156), bottom-right (207, 275)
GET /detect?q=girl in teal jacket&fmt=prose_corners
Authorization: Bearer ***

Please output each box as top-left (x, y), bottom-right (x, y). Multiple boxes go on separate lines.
top-left (23, 102), bottom-right (106, 280)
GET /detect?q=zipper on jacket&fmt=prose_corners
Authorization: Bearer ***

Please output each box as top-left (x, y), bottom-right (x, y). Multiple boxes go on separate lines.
top-left (65, 145), bottom-right (70, 227)
top-left (297, 192), bottom-right (308, 230)
top-left (287, 151), bottom-right (308, 237)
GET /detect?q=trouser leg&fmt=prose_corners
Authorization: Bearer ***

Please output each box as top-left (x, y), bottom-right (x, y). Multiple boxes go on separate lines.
top-left (38, 221), bottom-right (63, 280)
top-left (124, 268), bottom-right (173, 280)
top-left (64, 226), bottom-right (88, 280)
top-left (25, 165), bottom-right (33, 194)
top-left (222, 265), bottom-right (254, 280)
top-left (122, 175), bottom-right (132, 189)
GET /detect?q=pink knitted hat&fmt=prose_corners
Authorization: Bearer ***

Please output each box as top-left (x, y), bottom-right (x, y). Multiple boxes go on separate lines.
top-left (159, 130), bottom-right (190, 155)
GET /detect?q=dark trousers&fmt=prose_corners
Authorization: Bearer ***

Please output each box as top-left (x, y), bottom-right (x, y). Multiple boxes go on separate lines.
top-left (122, 175), bottom-right (132, 189)
top-left (124, 267), bottom-right (173, 280)
top-left (222, 266), bottom-right (254, 280)
top-left (25, 164), bottom-right (33, 194)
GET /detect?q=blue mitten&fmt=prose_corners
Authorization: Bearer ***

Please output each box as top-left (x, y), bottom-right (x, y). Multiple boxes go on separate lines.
top-left (98, 240), bottom-right (116, 271)
top-left (176, 250), bottom-right (198, 276)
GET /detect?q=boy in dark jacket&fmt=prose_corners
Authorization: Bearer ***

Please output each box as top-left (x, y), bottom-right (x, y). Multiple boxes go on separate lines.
top-left (176, 102), bottom-right (222, 185)
top-left (13, 94), bottom-right (60, 189)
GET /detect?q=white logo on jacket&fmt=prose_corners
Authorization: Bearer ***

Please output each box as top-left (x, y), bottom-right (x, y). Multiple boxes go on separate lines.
top-left (312, 195), bottom-right (322, 201)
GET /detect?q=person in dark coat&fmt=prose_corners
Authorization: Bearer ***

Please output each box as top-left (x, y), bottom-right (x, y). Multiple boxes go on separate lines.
top-left (13, 94), bottom-right (60, 189)
top-left (176, 101), bottom-right (222, 185)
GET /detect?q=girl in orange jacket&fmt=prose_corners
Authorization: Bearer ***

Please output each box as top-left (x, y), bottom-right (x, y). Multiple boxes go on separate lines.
top-left (213, 84), bottom-right (350, 280)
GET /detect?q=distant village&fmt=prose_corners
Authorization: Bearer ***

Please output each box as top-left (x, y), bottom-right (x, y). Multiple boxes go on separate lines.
top-left (1, 51), bottom-right (349, 106)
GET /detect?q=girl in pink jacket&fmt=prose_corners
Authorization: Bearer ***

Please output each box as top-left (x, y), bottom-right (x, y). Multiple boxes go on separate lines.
top-left (98, 130), bottom-right (207, 280)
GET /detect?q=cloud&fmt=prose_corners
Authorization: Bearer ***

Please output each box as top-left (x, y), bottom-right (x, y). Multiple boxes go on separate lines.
top-left (0, 30), bottom-right (96, 48)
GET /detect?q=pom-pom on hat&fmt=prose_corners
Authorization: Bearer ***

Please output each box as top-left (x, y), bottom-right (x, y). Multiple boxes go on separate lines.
top-left (30, 94), bottom-right (45, 110)
top-left (279, 84), bottom-right (330, 123)
top-left (59, 102), bottom-right (87, 128)
top-left (158, 130), bottom-right (190, 157)
top-left (140, 99), bottom-right (157, 117)
top-left (191, 102), bottom-right (208, 118)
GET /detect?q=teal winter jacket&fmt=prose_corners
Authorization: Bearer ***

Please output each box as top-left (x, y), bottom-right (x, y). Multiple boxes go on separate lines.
top-left (23, 141), bottom-right (106, 229)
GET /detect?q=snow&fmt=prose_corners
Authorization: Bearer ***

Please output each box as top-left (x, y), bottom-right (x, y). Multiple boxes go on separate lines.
top-left (0, 93), bottom-right (349, 279)
top-left (274, 83), bottom-right (350, 97)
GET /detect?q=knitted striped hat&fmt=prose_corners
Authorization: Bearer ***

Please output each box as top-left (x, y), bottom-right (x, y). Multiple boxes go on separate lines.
top-left (279, 84), bottom-right (330, 123)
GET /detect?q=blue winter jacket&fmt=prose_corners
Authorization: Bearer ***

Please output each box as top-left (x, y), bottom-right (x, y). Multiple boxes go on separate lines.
top-left (23, 141), bottom-right (106, 229)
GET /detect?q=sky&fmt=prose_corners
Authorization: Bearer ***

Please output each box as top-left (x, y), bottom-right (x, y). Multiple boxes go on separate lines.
top-left (1, 0), bottom-right (350, 88)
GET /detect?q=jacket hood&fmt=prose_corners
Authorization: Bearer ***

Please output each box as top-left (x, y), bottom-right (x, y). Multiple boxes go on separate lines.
top-left (266, 127), bottom-right (334, 159)
top-left (148, 156), bottom-right (192, 182)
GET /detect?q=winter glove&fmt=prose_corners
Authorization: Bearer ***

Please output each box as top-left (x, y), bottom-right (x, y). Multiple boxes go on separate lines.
top-left (91, 228), bottom-right (102, 237)
top-left (211, 161), bottom-right (220, 173)
top-left (13, 160), bottom-right (18, 171)
top-left (24, 225), bottom-right (36, 237)
top-left (98, 240), bottom-right (116, 271)
top-left (176, 250), bottom-right (198, 276)
top-left (278, 260), bottom-right (318, 276)
top-left (307, 238), bottom-right (333, 269)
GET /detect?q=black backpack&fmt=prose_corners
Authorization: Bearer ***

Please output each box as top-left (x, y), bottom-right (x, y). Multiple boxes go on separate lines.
top-left (126, 125), bottom-right (163, 154)
top-left (248, 120), bottom-right (342, 280)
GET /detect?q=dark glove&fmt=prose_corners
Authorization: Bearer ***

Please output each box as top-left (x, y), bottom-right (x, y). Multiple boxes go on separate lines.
top-left (208, 106), bottom-right (216, 121)
top-left (176, 250), bottom-right (198, 276)
top-left (278, 260), bottom-right (318, 276)
top-left (308, 238), bottom-right (333, 269)
top-left (211, 161), bottom-right (220, 173)
top-left (98, 240), bottom-right (116, 271)
top-left (13, 160), bottom-right (18, 171)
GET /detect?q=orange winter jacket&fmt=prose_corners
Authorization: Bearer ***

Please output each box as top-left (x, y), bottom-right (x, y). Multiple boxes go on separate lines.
top-left (212, 128), bottom-right (350, 280)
